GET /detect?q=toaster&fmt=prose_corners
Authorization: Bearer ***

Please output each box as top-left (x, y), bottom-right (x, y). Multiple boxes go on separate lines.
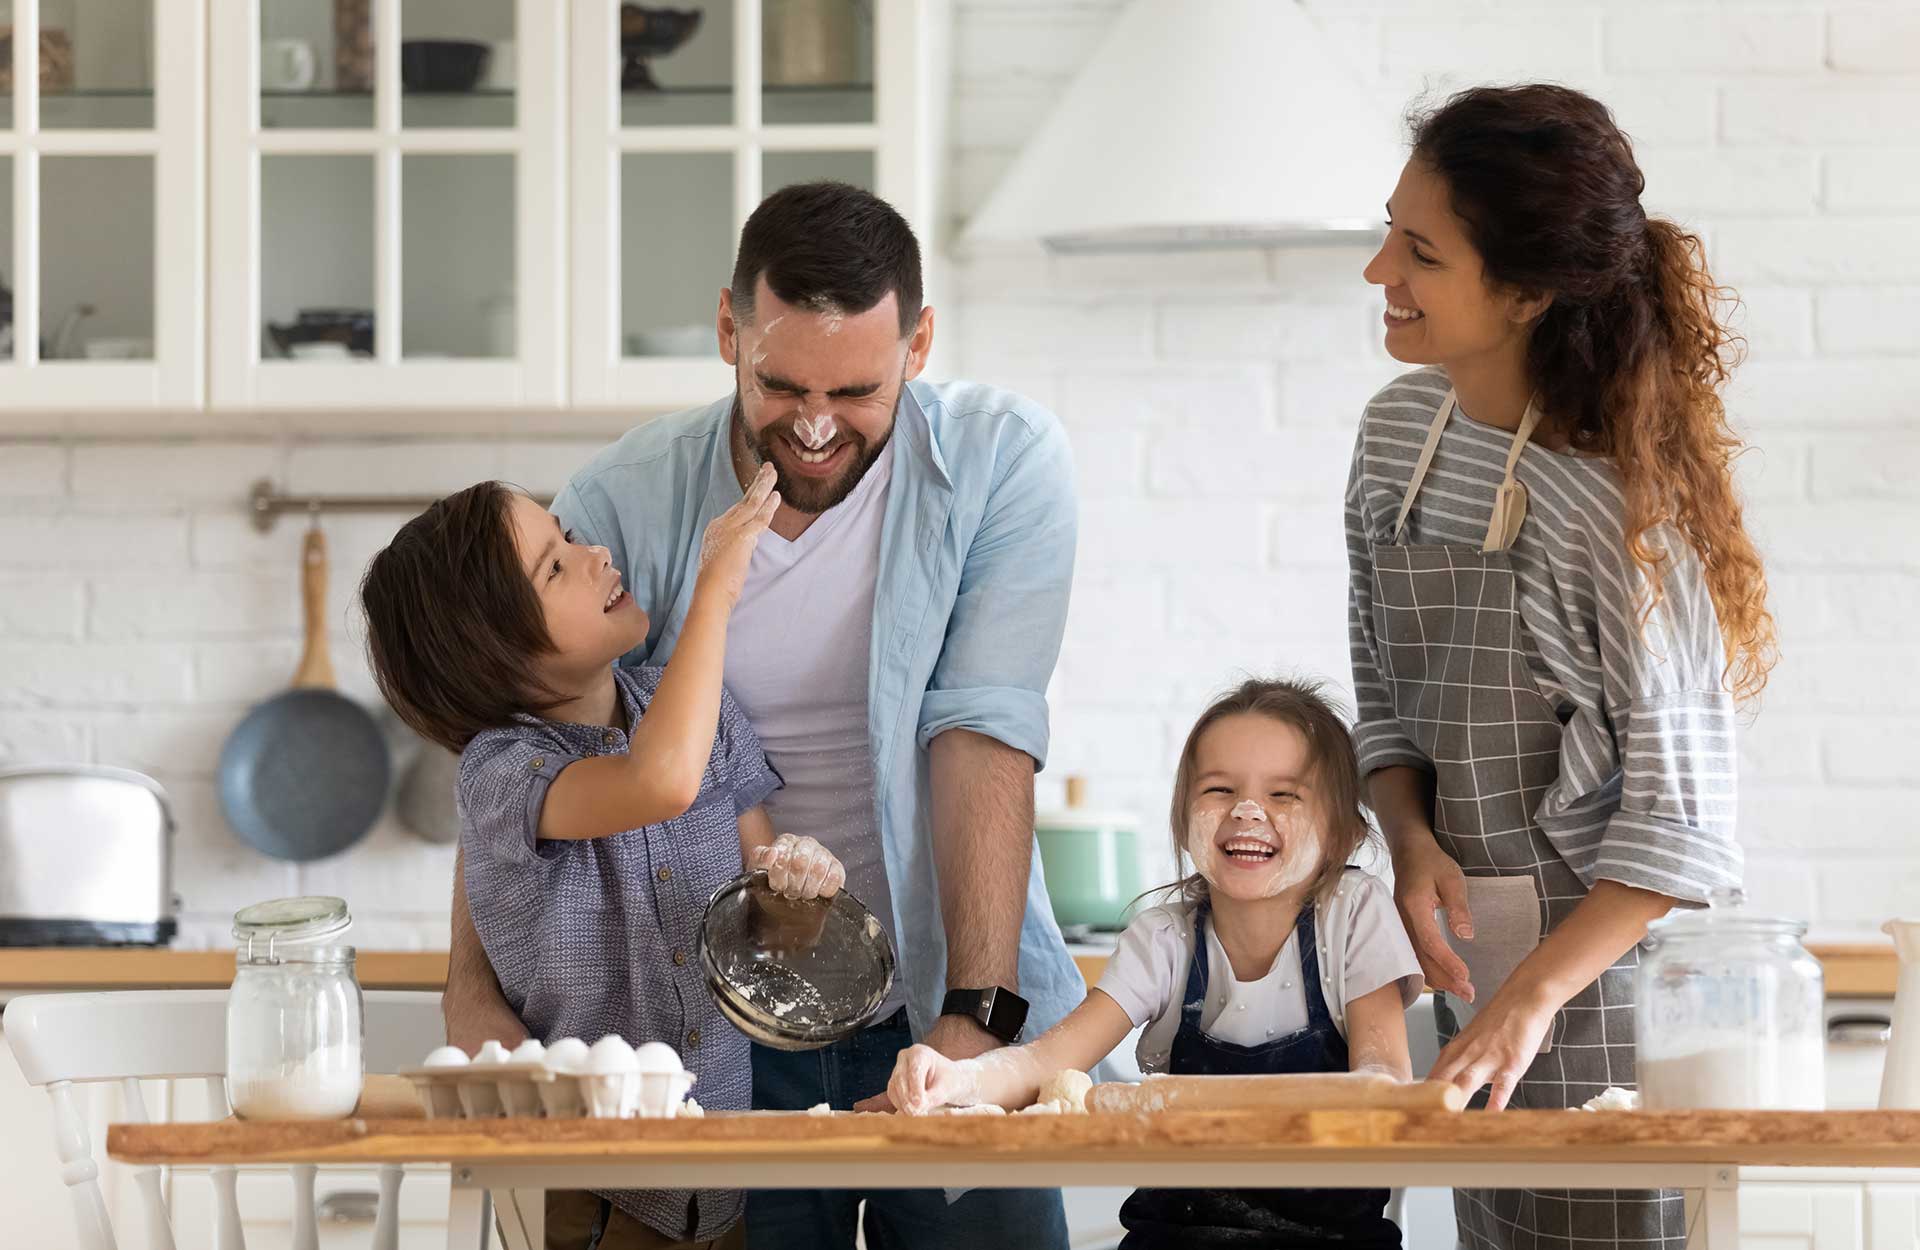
top-left (0, 764), bottom-right (178, 946)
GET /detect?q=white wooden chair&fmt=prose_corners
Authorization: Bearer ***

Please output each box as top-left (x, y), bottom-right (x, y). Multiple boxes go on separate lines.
top-left (3, 988), bottom-right (449, 1250)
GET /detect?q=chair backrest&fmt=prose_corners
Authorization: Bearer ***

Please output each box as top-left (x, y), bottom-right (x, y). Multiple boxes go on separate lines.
top-left (3, 988), bottom-right (445, 1250)
top-left (5, 989), bottom-right (444, 1085)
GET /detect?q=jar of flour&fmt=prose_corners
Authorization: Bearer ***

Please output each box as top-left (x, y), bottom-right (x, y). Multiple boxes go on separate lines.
top-left (226, 896), bottom-right (364, 1120)
top-left (1637, 889), bottom-right (1825, 1110)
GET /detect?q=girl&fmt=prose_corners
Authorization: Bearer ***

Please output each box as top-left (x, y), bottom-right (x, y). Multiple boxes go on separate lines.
top-left (360, 464), bottom-right (846, 1250)
top-left (889, 678), bottom-right (1423, 1250)
top-left (1348, 84), bottom-right (1776, 1250)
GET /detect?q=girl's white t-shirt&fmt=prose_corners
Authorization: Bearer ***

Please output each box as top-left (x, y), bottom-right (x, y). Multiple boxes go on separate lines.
top-left (1093, 870), bottom-right (1423, 1074)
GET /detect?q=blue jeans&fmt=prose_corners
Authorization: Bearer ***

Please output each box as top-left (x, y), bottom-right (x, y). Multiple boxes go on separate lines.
top-left (745, 1010), bottom-right (1070, 1250)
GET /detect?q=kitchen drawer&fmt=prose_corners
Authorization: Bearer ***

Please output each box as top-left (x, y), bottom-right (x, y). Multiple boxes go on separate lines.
top-left (168, 1165), bottom-right (467, 1250)
top-left (1864, 1183), bottom-right (1920, 1250)
top-left (1740, 1182), bottom-right (1865, 1249)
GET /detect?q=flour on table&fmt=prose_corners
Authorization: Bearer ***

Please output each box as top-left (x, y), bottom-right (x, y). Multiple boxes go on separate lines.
top-left (1578, 1087), bottom-right (1640, 1112)
top-left (806, 1102), bottom-right (834, 1117)
top-left (1018, 1099), bottom-right (1074, 1115)
top-left (933, 1103), bottom-right (1007, 1116)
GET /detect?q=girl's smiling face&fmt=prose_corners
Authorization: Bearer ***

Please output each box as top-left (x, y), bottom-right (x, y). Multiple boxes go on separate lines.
top-left (506, 493), bottom-right (650, 685)
top-left (1183, 713), bottom-right (1330, 903)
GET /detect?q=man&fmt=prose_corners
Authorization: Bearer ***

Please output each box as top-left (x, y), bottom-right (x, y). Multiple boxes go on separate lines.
top-left (444, 181), bottom-right (1082, 1250)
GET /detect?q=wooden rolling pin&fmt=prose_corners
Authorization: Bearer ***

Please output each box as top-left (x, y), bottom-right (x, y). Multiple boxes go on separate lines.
top-left (1087, 1073), bottom-right (1466, 1114)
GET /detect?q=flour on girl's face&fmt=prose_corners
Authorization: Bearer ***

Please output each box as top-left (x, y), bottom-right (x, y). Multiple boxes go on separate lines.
top-left (1185, 797), bottom-right (1323, 900)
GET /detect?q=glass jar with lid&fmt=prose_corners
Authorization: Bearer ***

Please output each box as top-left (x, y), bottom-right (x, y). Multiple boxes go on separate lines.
top-left (1635, 888), bottom-right (1825, 1110)
top-left (226, 896), bottom-right (364, 1120)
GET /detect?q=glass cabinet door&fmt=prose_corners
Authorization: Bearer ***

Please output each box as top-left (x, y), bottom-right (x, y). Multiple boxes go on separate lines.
top-left (573, 0), bottom-right (921, 410)
top-left (210, 0), bottom-right (562, 408)
top-left (761, 0), bottom-right (872, 127)
top-left (620, 0), bottom-right (732, 128)
top-left (36, 0), bottom-right (156, 129)
top-left (0, 0), bottom-right (199, 408)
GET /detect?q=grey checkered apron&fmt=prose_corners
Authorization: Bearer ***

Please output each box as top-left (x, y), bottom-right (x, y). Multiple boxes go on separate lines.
top-left (1368, 393), bottom-right (1685, 1250)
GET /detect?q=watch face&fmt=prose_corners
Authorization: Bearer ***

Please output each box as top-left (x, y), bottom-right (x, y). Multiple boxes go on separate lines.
top-left (983, 988), bottom-right (1030, 1042)
top-left (943, 988), bottom-right (1030, 1042)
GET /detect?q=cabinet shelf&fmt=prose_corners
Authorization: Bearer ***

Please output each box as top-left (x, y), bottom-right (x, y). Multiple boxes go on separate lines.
top-left (622, 83), bottom-right (874, 128)
top-left (2, 89), bottom-right (156, 129)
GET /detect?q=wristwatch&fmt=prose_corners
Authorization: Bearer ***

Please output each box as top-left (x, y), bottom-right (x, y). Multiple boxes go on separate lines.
top-left (941, 986), bottom-right (1030, 1044)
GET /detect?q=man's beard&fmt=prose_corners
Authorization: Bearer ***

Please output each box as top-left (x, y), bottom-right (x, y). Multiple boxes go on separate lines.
top-left (731, 387), bottom-right (896, 515)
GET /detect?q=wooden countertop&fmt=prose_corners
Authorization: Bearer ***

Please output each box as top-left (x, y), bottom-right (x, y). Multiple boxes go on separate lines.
top-left (109, 1109), bottom-right (1920, 1171)
top-left (1, 944), bottom-right (1902, 997)
top-left (0, 949), bottom-right (450, 991)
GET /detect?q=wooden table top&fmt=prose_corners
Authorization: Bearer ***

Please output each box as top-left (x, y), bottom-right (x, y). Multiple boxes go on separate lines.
top-left (110, 1110), bottom-right (1920, 1171)
top-left (2, 945), bottom-right (1901, 996)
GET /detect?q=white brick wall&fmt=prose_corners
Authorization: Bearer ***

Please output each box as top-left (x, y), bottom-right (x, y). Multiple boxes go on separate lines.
top-left (0, 436), bottom-right (601, 947)
top-left (948, 0), bottom-right (1920, 940)
top-left (0, 1), bottom-right (1914, 945)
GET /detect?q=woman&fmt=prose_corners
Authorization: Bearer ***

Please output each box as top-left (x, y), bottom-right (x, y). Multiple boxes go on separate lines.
top-left (1345, 84), bottom-right (1777, 1249)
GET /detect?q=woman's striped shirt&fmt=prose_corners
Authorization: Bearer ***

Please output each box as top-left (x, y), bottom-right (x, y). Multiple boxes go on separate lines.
top-left (1345, 367), bottom-right (1741, 903)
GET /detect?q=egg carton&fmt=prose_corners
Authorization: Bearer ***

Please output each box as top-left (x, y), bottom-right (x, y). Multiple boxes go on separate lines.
top-left (401, 1040), bottom-right (696, 1121)
top-left (400, 1061), bottom-right (696, 1120)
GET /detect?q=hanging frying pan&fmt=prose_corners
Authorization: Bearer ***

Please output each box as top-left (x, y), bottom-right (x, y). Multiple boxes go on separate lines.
top-left (217, 524), bottom-right (389, 861)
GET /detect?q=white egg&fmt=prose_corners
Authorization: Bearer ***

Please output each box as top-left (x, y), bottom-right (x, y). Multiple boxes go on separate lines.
top-left (633, 1042), bottom-right (684, 1074)
top-left (585, 1035), bottom-right (638, 1074)
top-left (510, 1038), bottom-right (547, 1064)
top-left (474, 1040), bottom-right (512, 1065)
top-left (423, 1045), bottom-right (470, 1068)
top-left (544, 1037), bottom-right (590, 1073)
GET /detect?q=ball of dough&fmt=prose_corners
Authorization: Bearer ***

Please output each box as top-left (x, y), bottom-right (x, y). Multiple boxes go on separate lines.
top-left (1035, 1069), bottom-right (1093, 1113)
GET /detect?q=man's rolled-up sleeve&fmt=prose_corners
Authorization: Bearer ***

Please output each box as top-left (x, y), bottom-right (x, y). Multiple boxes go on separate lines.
top-left (914, 416), bottom-right (1076, 769)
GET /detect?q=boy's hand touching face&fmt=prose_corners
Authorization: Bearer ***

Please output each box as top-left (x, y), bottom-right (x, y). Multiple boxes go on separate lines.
top-left (752, 832), bottom-right (846, 900)
top-left (697, 461), bottom-right (779, 607)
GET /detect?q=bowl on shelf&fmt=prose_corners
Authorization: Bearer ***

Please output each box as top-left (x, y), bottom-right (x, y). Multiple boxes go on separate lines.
top-left (400, 39), bottom-right (490, 93)
top-left (266, 309), bottom-right (374, 359)
top-left (619, 6), bottom-right (703, 91)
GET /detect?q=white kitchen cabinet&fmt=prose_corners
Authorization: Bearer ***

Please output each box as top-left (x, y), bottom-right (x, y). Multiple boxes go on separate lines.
top-left (569, 0), bottom-right (946, 411)
top-left (1864, 1183), bottom-right (1920, 1249)
top-left (0, 0), bottom-right (204, 408)
top-left (1739, 1172), bottom-right (1920, 1250)
top-left (207, 0), bottom-right (566, 409)
top-left (1740, 1182), bottom-right (1866, 1250)
top-left (2, 0), bottom-right (945, 416)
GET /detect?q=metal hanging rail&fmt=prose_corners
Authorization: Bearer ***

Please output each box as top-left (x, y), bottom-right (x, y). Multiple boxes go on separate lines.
top-left (248, 479), bottom-right (552, 533)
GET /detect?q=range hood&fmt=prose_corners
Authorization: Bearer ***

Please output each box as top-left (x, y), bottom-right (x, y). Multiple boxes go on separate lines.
top-left (961, 0), bottom-right (1404, 254)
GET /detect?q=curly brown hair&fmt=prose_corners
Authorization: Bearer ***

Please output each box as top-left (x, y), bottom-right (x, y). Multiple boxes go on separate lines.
top-left (1411, 84), bottom-right (1778, 703)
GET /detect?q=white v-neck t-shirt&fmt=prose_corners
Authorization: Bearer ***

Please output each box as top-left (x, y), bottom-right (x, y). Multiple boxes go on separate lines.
top-left (723, 439), bottom-right (903, 1017)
